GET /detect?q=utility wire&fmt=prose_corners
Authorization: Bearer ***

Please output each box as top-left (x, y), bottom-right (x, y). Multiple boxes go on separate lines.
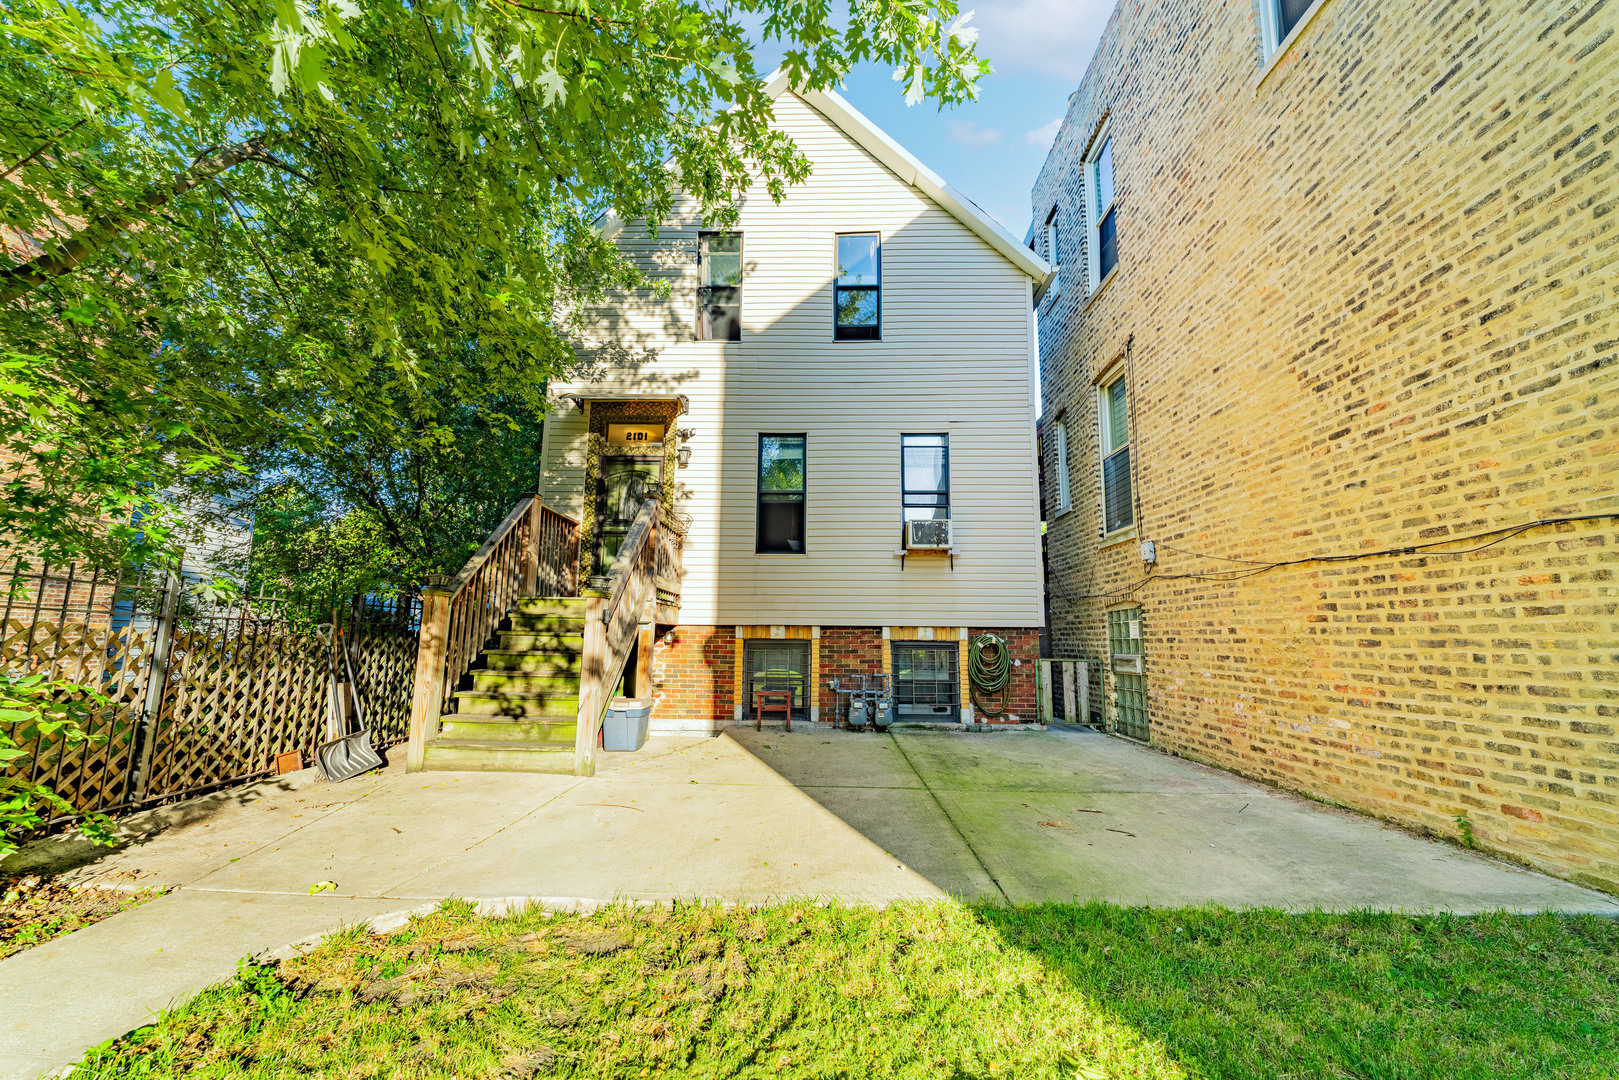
top-left (1056, 513), bottom-right (1618, 603)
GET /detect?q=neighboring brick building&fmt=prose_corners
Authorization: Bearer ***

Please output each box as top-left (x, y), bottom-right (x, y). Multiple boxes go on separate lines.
top-left (1032, 0), bottom-right (1618, 892)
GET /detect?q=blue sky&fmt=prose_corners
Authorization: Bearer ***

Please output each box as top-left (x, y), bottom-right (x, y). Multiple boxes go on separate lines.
top-left (761, 2), bottom-right (1115, 240)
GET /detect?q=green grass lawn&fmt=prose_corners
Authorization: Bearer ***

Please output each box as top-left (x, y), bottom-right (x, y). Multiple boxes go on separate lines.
top-left (69, 901), bottom-right (1617, 1080)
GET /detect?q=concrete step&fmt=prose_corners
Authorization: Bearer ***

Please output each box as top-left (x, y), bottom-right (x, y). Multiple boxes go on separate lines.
top-left (438, 716), bottom-right (577, 744)
top-left (482, 649), bottom-right (581, 675)
top-left (497, 630), bottom-right (584, 653)
top-left (512, 597), bottom-right (588, 617)
top-left (507, 612), bottom-right (588, 632)
top-left (469, 670), bottom-right (580, 694)
top-left (422, 740), bottom-right (575, 773)
top-left (453, 688), bottom-right (580, 718)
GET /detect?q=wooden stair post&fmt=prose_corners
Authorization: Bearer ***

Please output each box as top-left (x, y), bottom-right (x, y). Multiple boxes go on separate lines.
top-left (575, 594), bottom-right (606, 778)
top-left (406, 576), bottom-right (454, 773)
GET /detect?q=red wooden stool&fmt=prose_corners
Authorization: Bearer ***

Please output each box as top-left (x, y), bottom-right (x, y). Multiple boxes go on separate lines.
top-left (754, 689), bottom-right (793, 731)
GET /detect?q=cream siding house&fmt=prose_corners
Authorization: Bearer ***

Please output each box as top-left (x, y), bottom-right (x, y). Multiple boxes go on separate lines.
top-left (539, 76), bottom-right (1050, 731)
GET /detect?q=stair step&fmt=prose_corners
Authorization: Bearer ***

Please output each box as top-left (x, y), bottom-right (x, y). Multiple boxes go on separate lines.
top-left (482, 649), bottom-right (581, 675)
top-left (498, 630), bottom-right (585, 652)
top-left (423, 740), bottom-right (575, 774)
top-left (439, 716), bottom-right (577, 743)
top-left (507, 612), bottom-right (588, 632)
top-left (512, 597), bottom-right (588, 617)
top-left (470, 671), bottom-right (580, 694)
top-left (454, 689), bottom-right (579, 718)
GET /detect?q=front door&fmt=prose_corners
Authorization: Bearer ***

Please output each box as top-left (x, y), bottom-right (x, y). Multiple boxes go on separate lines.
top-left (1107, 606), bottom-right (1148, 740)
top-left (595, 455), bottom-right (663, 574)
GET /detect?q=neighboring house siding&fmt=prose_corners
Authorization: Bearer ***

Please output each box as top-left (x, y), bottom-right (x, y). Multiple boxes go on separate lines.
top-left (1034, 0), bottom-right (1619, 891)
top-left (547, 90), bottom-right (1043, 629)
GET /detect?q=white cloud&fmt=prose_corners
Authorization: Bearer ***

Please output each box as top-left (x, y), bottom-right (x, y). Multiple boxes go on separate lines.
top-left (946, 118), bottom-right (1004, 147)
top-left (1025, 117), bottom-right (1063, 149)
top-left (972, 0), bottom-right (1114, 81)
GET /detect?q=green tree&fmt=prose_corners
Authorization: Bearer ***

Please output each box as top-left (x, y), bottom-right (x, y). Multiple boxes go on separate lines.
top-left (0, 0), bottom-right (988, 573)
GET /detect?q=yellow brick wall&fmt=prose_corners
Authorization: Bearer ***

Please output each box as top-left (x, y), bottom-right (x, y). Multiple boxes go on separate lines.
top-left (1033, 0), bottom-right (1619, 892)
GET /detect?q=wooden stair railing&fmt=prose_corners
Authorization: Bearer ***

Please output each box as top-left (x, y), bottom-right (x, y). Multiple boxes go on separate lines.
top-left (573, 497), bottom-right (662, 777)
top-left (406, 498), bottom-right (581, 772)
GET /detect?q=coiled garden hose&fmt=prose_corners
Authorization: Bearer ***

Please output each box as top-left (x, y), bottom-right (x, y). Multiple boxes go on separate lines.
top-left (968, 632), bottom-right (1011, 719)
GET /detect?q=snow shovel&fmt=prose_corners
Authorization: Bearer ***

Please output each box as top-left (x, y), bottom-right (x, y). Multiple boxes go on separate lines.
top-left (316, 626), bottom-right (383, 783)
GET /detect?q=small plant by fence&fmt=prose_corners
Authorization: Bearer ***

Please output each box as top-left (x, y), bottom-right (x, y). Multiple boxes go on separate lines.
top-left (1, 561), bottom-right (420, 823)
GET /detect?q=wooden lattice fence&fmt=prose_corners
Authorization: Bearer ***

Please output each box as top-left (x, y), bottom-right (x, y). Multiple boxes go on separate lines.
top-left (1, 563), bottom-right (420, 818)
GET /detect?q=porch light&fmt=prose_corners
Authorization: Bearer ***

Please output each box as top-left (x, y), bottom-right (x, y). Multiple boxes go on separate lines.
top-left (676, 446), bottom-right (692, 468)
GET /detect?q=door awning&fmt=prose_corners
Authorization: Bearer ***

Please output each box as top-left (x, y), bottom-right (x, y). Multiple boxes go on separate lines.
top-left (558, 392), bottom-right (688, 416)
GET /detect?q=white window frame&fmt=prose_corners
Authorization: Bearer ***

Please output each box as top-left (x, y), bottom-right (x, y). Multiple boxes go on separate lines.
top-left (1098, 374), bottom-right (1131, 535)
top-left (1082, 120), bottom-right (1116, 295)
top-left (1044, 209), bottom-right (1060, 275)
top-left (1259, 0), bottom-right (1330, 64)
top-left (1054, 420), bottom-right (1072, 513)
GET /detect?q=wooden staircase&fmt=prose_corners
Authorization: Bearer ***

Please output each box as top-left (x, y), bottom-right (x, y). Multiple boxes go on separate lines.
top-left (405, 496), bottom-right (683, 778)
top-left (421, 597), bottom-right (584, 773)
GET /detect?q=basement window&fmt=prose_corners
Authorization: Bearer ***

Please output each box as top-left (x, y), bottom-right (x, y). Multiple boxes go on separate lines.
top-left (834, 233), bottom-right (881, 340)
top-left (698, 232), bottom-right (742, 341)
top-left (892, 642), bottom-right (960, 721)
top-left (744, 640), bottom-right (810, 713)
top-left (757, 434), bottom-right (806, 553)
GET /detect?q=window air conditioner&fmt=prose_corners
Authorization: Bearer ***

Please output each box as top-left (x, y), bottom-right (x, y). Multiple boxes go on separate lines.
top-left (905, 519), bottom-right (953, 550)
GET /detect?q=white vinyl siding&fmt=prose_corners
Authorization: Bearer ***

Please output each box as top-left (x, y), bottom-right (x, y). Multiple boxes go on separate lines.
top-left (548, 91), bottom-right (1042, 627)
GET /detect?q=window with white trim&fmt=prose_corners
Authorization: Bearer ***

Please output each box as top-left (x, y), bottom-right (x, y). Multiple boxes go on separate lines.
top-left (1083, 126), bottom-right (1117, 291)
top-left (1054, 420), bottom-right (1072, 512)
top-left (1099, 375), bottom-right (1131, 533)
top-left (1261, 0), bottom-right (1325, 58)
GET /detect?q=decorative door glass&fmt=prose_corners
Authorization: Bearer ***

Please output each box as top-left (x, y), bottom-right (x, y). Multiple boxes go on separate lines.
top-left (596, 456), bottom-right (662, 574)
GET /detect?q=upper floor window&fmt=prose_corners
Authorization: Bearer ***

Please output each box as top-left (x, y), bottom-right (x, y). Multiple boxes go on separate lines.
top-left (835, 233), bottom-right (881, 340)
top-left (1054, 420), bottom-right (1072, 512)
top-left (757, 434), bottom-right (806, 553)
top-left (698, 232), bottom-right (741, 341)
top-left (901, 434), bottom-right (949, 522)
top-left (1084, 128), bottom-right (1117, 290)
top-left (1262, 0), bottom-right (1324, 58)
top-left (1100, 375), bottom-right (1132, 533)
top-left (1044, 209), bottom-right (1060, 290)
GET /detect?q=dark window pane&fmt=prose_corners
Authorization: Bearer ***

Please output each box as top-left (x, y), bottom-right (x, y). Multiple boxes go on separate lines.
top-left (835, 286), bottom-right (879, 328)
top-left (836, 234), bottom-right (880, 286)
top-left (1278, 0), bottom-right (1314, 38)
top-left (1098, 205), bottom-right (1118, 280)
top-left (699, 285), bottom-right (741, 341)
top-left (759, 436), bottom-right (805, 493)
top-left (1095, 138), bottom-right (1114, 213)
top-left (757, 498), bottom-right (805, 553)
top-left (1104, 446), bottom-right (1132, 532)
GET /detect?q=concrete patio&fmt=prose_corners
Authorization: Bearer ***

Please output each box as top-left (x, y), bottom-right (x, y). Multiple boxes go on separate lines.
top-left (2, 725), bottom-right (1614, 1078)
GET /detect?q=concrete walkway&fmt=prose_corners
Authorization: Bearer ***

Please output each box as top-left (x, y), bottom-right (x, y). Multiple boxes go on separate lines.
top-left (2, 726), bottom-right (1614, 1078)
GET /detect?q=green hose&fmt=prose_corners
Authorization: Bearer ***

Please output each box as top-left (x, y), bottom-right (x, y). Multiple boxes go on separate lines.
top-left (968, 632), bottom-right (1011, 719)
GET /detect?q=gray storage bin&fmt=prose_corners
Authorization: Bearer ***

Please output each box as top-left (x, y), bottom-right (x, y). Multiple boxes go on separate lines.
top-left (602, 698), bottom-right (652, 751)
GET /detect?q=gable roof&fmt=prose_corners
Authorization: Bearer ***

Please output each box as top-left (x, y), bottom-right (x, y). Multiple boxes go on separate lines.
top-left (762, 71), bottom-right (1053, 286)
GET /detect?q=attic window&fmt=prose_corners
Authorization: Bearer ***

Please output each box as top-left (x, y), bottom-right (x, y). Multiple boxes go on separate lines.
top-left (834, 233), bottom-right (881, 340)
top-left (698, 232), bottom-right (741, 341)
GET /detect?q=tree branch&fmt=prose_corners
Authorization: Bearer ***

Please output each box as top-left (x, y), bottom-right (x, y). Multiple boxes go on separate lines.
top-left (0, 135), bottom-right (275, 304)
top-left (1, 119), bottom-right (88, 182)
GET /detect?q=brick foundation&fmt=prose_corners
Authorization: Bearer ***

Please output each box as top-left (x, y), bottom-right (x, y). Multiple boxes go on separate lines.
top-left (653, 624), bottom-right (1041, 730)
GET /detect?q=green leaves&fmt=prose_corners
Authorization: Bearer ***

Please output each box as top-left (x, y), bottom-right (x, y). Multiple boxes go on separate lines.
top-left (0, 671), bottom-right (117, 855)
